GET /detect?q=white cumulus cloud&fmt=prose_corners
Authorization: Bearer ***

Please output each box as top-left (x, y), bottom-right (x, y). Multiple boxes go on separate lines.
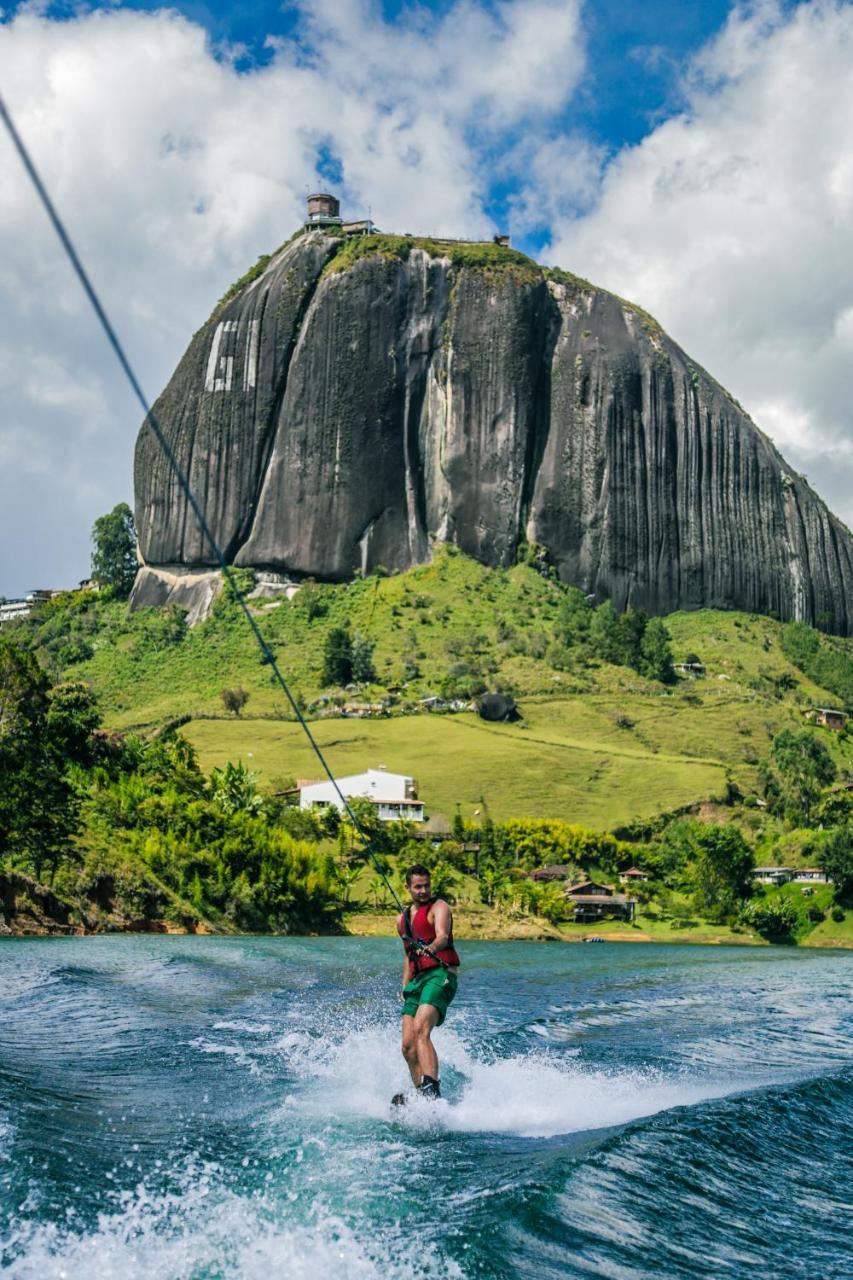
top-left (546, 0), bottom-right (853, 530)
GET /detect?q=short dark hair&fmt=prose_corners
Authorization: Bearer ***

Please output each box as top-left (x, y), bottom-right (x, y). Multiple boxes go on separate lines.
top-left (405, 864), bottom-right (431, 885)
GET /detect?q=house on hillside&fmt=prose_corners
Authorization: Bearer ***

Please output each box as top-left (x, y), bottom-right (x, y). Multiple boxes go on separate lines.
top-left (529, 865), bottom-right (575, 882)
top-left (0, 589), bottom-right (60, 625)
top-left (564, 880), bottom-right (635, 923)
top-left (341, 701), bottom-right (389, 718)
top-left (675, 662), bottom-right (706, 677)
top-left (792, 868), bottom-right (830, 884)
top-left (619, 867), bottom-right (649, 884)
top-left (753, 867), bottom-right (795, 885)
top-left (806, 707), bottom-right (847, 731)
top-left (418, 695), bottom-right (448, 711)
top-left (298, 767), bottom-right (424, 823)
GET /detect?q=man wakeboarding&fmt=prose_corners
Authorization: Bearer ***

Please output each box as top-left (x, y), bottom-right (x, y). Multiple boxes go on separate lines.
top-left (392, 864), bottom-right (460, 1105)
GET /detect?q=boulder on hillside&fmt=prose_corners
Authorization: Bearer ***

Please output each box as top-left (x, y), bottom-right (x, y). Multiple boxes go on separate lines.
top-left (477, 693), bottom-right (520, 723)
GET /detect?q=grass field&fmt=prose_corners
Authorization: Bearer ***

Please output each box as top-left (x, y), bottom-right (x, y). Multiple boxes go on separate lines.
top-left (184, 703), bottom-right (730, 827)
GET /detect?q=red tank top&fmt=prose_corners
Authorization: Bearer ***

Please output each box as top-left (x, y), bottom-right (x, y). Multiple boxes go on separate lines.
top-left (398, 899), bottom-right (461, 972)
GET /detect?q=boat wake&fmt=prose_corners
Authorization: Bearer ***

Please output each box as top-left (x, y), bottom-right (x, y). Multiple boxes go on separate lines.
top-left (273, 1020), bottom-right (744, 1139)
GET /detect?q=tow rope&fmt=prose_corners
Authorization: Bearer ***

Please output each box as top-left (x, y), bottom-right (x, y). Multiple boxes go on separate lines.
top-left (0, 92), bottom-right (438, 963)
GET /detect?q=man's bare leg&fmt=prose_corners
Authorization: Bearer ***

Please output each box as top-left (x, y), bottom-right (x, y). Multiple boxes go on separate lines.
top-left (401, 1014), bottom-right (422, 1087)
top-left (414, 1004), bottom-right (441, 1083)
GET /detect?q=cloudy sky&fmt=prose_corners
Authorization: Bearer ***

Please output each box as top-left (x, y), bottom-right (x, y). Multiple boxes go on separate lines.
top-left (1, 0), bottom-right (852, 598)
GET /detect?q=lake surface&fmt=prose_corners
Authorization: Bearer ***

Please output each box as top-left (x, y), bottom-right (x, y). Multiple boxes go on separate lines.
top-left (1, 938), bottom-right (851, 1279)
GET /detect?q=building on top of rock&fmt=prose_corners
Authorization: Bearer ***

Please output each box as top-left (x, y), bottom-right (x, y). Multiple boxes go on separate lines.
top-left (305, 192), bottom-right (341, 227)
top-left (304, 192), bottom-right (377, 237)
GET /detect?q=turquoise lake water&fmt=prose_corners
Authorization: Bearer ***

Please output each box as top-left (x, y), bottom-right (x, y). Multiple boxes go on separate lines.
top-left (1, 937), bottom-right (851, 1278)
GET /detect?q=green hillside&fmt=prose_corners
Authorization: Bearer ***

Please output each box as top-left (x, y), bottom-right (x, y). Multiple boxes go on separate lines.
top-left (9, 547), bottom-right (853, 830)
top-left (4, 550), bottom-right (853, 945)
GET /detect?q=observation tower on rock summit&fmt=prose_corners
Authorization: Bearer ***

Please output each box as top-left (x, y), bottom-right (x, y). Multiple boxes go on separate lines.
top-left (305, 192), bottom-right (376, 237)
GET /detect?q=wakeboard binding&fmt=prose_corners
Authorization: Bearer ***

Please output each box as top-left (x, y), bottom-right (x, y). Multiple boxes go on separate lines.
top-left (391, 1076), bottom-right (441, 1106)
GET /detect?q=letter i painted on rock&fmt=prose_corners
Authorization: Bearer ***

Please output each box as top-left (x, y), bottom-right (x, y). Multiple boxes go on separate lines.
top-left (243, 320), bottom-right (259, 392)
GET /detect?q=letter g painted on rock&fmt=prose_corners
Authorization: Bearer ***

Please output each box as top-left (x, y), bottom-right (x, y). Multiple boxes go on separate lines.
top-left (204, 320), bottom-right (258, 393)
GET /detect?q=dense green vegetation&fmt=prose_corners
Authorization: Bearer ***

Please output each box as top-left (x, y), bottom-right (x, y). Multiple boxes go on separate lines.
top-left (322, 232), bottom-right (542, 282)
top-left (3, 549), bottom-right (853, 943)
top-left (781, 620), bottom-right (853, 708)
top-left (0, 639), bottom-right (340, 933)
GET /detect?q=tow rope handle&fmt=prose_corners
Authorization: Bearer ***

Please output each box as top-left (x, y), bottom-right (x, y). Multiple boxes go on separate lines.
top-left (402, 908), bottom-right (452, 971)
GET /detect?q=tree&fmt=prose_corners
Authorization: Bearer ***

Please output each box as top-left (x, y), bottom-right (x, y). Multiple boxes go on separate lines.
top-left (555, 588), bottom-right (592, 646)
top-left (589, 601), bottom-right (622, 664)
top-left (617, 609), bottom-right (648, 669)
top-left (818, 825), bottom-right (853, 900)
top-left (768, 729), bottom-right (837, 825)
top-left (351, 633), bottom-right (376, 684)
top-left (0, 640), bottom-right (80, 883)
top-left (47, 681), bottom-right (101, 765)
top-left (368, 874), bottom-right (391, 908)
top-left (221, 687), bottom-right (250, 716)
top-left (323, 627), bottom-right (353, 686)
top-left (640, 618), bottom-right (676, 684)
top-left (479, 863), bottom-right (507, 906)
top-left (337, 865), bottom-right (362, 905)
top-left (91, 503), bottom-right (137, 598)
top-left (687, 823), bottom-right (754, 921)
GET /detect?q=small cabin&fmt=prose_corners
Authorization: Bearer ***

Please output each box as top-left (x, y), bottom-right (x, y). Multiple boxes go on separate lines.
top-left (620, 867), bottom-right (649, 884)
top-left (675, 662), bottom-right (706, 677)
top-left (810, 708), bottom-right (847, 732)
top-left (792, 868), bottom-right (829, 884)
top-left (753, 867), bottom-right (794, 885)
top-left (565, 880), bottom-right (635, 922)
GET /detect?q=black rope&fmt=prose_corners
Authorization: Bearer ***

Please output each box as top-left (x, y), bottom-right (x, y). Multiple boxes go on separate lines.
top-left (0, 90), bottom-right (436, 945)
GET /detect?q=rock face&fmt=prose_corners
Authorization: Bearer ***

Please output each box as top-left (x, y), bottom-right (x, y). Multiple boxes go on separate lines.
top-left (134, 232), bottom-right (853, 633)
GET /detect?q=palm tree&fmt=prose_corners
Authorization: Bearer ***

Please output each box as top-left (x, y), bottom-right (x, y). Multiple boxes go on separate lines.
top-left (338, 865), bottom-right (362, 906)
top-left (368, 875), bottom-right (390, 909)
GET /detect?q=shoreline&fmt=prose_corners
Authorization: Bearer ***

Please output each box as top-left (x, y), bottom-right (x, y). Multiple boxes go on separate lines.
top-left (3, 913), bottom-right (852, 948)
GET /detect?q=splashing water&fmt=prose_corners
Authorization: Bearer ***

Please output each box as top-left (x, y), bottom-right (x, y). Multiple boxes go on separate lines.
top-left (1, 937), bottom-right (851, 1279)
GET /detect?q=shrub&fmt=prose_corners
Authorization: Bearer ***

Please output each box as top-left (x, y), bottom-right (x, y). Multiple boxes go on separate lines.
top-left (831, 905), bottom-right (845, 923)
top-left (351, 633), bottom-right (376, 684)
top-left (58, 638), bottom-right (94, 666)
top-left (221, 687), bottom-right (250, 716)
top-left (741, 897), bottom-right (799, 941)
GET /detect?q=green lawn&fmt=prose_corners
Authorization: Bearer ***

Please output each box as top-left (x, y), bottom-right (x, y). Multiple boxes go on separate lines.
top-left (184, 705), bottom-right (727, 827)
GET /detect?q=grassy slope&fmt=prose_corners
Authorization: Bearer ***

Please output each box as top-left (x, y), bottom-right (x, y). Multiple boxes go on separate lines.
top-left (184, 709), bottom-right (724, 828)
top-left (30, 550), bottom-right (853, 833)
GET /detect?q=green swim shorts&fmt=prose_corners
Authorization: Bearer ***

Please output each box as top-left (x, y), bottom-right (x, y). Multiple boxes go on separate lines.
top-left (401, 967), bottom-right (458, 1025)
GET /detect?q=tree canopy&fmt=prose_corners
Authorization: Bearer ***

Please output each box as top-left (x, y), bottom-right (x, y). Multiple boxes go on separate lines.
top-left (767, 729), bottom-right (837, 825)
top-left (91, 503), bottom-right (138, 598)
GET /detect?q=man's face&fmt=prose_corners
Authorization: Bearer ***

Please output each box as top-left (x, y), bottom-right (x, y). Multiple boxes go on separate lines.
top-left (408, 874), bottom-right (431, 904)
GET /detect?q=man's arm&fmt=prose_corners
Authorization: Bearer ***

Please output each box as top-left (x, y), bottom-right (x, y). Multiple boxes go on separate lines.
top-left (401, 953), bottom-right (412, 990)
top-left (430, 899), bottom-right (452, 952)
